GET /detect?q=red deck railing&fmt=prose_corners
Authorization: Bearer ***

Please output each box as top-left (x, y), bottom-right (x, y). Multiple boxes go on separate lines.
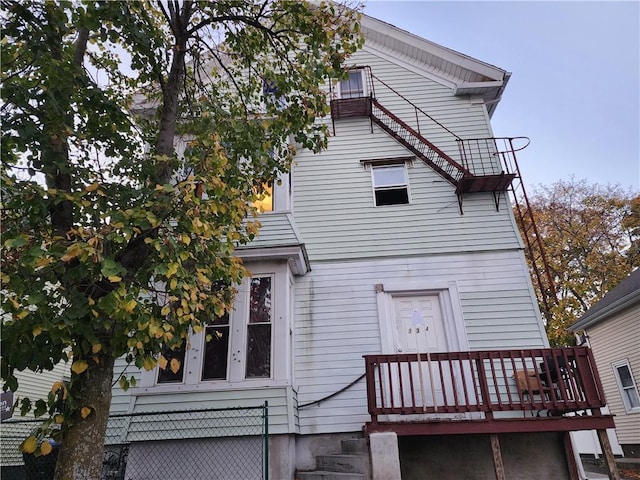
top-left (364, 347), bottom-right (613, 434)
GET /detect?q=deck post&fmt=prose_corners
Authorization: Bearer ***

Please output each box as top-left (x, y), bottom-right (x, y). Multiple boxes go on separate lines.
top-left (596, 429), bottom-right (620, 480)
top-left (490, 434), bottom-right (506, 480)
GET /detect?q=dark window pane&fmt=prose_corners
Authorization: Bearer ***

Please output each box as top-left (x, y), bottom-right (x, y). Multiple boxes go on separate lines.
top-left (246, 324), bottom-right (271, 378)
top-left (157, 340), bottom-right (186, 383)
top-left (202, 326), bottom-right (229, 380)
top-left (249, 277), bottom-right (272, 324)
top-left (618, 365), bottom-right (633, 387)
top-left (375, 188), bottom-right (409, 206)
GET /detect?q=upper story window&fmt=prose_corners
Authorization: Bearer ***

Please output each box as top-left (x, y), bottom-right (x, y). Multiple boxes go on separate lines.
top-left (613, 359), bottom-right (640, 413)
top-left (372, 164), bottom-right (410, 206)
top-left (253, 182), bottom-right (273, 213)
top-left (339, 69), bottom-right (365, 99)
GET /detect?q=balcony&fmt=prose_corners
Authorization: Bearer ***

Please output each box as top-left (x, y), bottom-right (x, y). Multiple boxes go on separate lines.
top-left (364, 347), bottom-right (615, 436)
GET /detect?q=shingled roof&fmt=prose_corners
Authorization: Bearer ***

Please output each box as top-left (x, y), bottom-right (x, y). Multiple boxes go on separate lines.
top-left (570, 268), bottom-right (640, 331)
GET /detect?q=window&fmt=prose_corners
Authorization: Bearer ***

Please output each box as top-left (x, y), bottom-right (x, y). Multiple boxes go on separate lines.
top-left (613, 360), bottom-right (640, 413)
top-left (246, 276), bottom-right (272, 378)
top-left (138, 263), bottom-right (290, 393)
top-left (372, 165), bottom-right (409, 206)
top-left (157, 340), bottom-right (186, 384)
top-left (201, 312), bottom-right (230, 380)
top-left (253, 183), bottom-right (273, 213)
top-left (339, 70), bottom-right (365, 99)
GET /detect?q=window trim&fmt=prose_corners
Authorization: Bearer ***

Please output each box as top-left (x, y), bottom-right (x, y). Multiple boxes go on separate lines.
top-left (612, 359), bottom-right (640, 414)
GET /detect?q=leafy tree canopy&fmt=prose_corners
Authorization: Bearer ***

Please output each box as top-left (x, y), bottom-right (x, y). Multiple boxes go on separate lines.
top-left (520, 177), bottom-right (639, 345)
top-left (1, 1), bottom-right (362, 477)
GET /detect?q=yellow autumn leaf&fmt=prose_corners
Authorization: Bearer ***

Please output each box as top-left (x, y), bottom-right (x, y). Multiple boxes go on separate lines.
top-left (122, 299), bottom-right (137, 313)
top-left (32, 326), bottom-right (42, 336)
top-left (143, 356), bottom-right (156, 371)
top-left (35, 256), bottom-right (53, 268)
top-left (21, 436), bottom-right (38, 454)
top-left (92, 343), bottom-right (102, 354)
top-left (51, 381), bottom-right (67, 398)
top-left (161, 305), bottom-right (171, 316)
top-left (71, 360), bottom-right (89, 375)
top-left (86, 182), bottom-right (100, 192)
top-left (16, 310), bottom-right (29, 320)
top-left (54, 414), bottom-right (64, 424)
top-left (158, 355), bottom-right (168, 370)
top-left (166, 263), bottom-right (179, 278)
top-left (40, 440), bottom-right (53, 455)
top-left (80, 407), bottom-right (92, 419)
top-left (182, 234), bottom-right (191, 245)
top-left (108, 275), bottom-right (122, 283)
top-left (169, 358), bottom-right (181, 374)
top-left (61, 243), bottom-right (83, 262)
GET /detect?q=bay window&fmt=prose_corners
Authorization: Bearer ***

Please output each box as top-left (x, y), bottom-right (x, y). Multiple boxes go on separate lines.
top-left (137, 262), bottom-right (290, 393)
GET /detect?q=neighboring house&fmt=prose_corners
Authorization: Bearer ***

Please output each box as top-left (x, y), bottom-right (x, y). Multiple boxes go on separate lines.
top-left (107, 13), bottom-right (617, 480)
top-left (0, 362), bottom-right (69, 476)
top-left (570, 268), bottom-right (640, 459)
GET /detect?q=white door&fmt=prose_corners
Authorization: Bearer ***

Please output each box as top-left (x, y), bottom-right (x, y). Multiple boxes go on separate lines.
top-left (383, 295), bottom-right (470, 419)
top-left (393, 295), bottom-right (446, 355)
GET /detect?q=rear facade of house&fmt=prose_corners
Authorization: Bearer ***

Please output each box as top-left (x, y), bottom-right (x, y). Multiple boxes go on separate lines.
top-left (105, 14), bottom-right (616, 480)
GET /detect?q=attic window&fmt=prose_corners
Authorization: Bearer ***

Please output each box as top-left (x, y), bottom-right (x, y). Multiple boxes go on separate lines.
top-left (339, 69), bottom-right (365, 99)
top-left (372, 165), bottom-right (410, 206)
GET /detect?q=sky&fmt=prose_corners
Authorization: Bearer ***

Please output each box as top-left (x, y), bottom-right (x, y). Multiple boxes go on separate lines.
top-left (362, 1), bottom-right (640, 193)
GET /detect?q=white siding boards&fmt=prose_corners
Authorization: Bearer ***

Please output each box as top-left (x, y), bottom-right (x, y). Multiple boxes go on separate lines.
top-left (293, 47), bottom-right (520, 261)
top-left (293, 251), bottom-right (545, 434)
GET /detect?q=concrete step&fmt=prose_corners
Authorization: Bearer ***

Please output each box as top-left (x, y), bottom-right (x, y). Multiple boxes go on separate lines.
top-left (316, 454), bottom-right (368, 474)
top-left (341, 438), bottom-right (368, 455)
top-left (296, 471), bottom-right (364, 480)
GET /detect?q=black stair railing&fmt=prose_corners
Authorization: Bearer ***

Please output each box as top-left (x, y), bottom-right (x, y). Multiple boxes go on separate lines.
top-left (370, 98), bottom-right (470, 186)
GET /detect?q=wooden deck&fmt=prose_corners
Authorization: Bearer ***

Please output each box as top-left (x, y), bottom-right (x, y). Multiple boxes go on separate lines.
top-left (364, 347), bottom-right (615, 436)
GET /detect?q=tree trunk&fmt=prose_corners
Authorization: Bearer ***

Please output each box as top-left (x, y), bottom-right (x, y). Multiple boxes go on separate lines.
top-left (54, 355), bottom-right (115, 480)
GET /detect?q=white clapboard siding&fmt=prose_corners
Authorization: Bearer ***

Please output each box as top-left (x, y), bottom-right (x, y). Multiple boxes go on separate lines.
top-left (293, 47), bottom-right (518, 261)
top-left (8, 361), bottom-right (70, 411)
top-left (294, 250), bottom-right (546, 434)
top-left (110, 357), bottom-right (139, 414)
top-left (586, 307), bottom-right (640, 445)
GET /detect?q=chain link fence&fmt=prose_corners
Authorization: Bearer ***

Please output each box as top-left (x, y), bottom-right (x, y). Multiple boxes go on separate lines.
top-left (1, 403), bottom-right (269, 480)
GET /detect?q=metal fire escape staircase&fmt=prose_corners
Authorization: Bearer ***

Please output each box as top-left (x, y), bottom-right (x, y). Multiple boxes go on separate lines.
top-left (330, 67), bottom-right (558, 322)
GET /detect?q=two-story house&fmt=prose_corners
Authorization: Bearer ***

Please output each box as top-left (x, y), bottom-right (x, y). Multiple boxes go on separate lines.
top-left (105, 12), bottom-right (617, 480)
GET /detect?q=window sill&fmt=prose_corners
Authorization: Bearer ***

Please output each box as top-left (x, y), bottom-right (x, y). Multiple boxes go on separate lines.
top-left (131, 379), bottom-right (292, 396)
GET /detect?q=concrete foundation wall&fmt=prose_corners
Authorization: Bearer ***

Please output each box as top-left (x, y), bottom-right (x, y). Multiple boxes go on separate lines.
top-left (399, 432), bottom-right (570, 480)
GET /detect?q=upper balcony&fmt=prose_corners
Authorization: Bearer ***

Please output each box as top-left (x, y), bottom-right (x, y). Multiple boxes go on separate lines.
top-left (364, 347), bottom-right (615, 436)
